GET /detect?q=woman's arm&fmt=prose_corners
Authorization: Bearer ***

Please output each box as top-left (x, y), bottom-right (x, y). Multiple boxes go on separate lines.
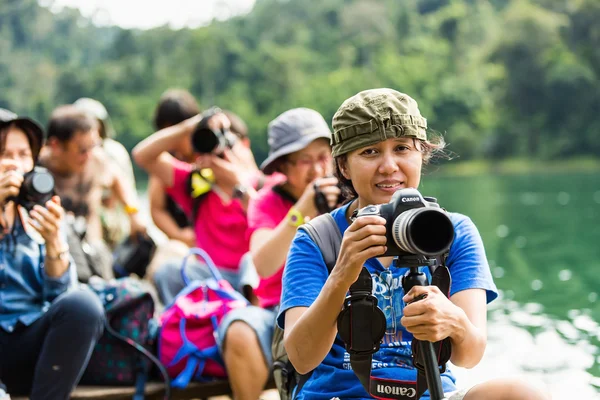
top-left (447, 289), bottom-right (487, 367)
top-left (250, 223), bottom-right (298, 279)
top-left (401, 286), bottom-right (487, 368)
top-left (29, 196), bottom-right (70, 278)
top-left (283, 215), bottom-right (388, 374)
top-left (283, 274), bottom-right (350, 374)
top-left (250, 177), bottom-right (341, 278)
top-left (132, 114), bottom-right (201, 187)
top-left (149, 176), bottom-right (184, 239)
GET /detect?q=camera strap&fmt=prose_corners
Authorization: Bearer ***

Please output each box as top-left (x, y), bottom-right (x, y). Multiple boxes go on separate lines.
top-left (301, 214), bottom-right (453, 400)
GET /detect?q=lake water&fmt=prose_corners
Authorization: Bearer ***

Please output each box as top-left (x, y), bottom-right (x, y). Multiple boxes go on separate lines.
top-left (140, 171), bottom-right (600, 399)
top-left (422, 172), bottom-right (600, 399)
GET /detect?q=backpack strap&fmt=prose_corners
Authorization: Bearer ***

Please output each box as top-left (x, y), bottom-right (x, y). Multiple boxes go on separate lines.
top-left (187, 169), bottom-right (212, 226)
top-left (103, 316), bottom-right (171, 400)
top-left (283, 214), bottom-right (341, 396)
top-left (298, 213), bottom-right (342, 273)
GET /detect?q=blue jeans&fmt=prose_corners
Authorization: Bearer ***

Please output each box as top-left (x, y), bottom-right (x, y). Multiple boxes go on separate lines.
top-left (0, 289), bottom-right (105, 399)
top-left (153, 252), bottom-right (260, 306)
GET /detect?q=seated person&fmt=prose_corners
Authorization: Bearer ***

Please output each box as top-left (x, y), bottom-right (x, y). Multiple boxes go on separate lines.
top-left (278, 89), bottom-right (550, 400)
top-left (132, 107), bottom-right (269, 305)
top-left (38, 105), bottom-right (146, 282)
top-left (0, 109), bottom-right (104, 400)
top-left (213, 108), bottom-right (341, 400)
top-left (73, 97), bottom-right (139, 249)
top-left (145, 89), bottom-right (201, 280)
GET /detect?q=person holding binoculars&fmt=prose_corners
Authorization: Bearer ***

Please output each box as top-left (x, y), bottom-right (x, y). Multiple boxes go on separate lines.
top-left (0, 109), bottom-right (104, 400)
top-left (277, 89), bottom-right (550, 400)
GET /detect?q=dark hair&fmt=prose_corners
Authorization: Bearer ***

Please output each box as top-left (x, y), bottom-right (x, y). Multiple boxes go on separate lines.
top-left (223, 110), bottom-right (248, 139)
top-left (153, 89), bottom-right (201, 130)
top-left (334, 133), bottom-right (448, 200)
top-left (0, 122), bottom-right (41, 161)
top-left (47, 105), bottom-right (98, 142)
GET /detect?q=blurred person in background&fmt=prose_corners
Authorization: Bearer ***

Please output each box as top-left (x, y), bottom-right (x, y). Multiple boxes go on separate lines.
top-left (144, 89), bottom-right (200, 281)
top-left (73, 97), bottom-right (138, 250)
top-left (38, 105), bottom-right (146, 282)
top-left (133, 106), bottom-right (270, 305)
top-left (0, 108), bottom-right (104, 400)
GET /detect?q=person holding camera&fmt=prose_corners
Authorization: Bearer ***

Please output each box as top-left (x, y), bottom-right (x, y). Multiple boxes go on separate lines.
top-left (143, 89), bottom-right (201, 281)
top-left (0, 109), bottom-right (105, 400)
top-left (277, 89), bottom-right (549, 399)
top-left (132, 107), bottom-right (266, 305)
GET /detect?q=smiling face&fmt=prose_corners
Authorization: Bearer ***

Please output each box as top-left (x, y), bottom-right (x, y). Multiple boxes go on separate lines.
top-left (339, 137), bottom-right (423, 208)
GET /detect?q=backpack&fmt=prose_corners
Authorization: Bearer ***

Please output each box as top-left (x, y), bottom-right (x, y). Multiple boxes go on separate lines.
top-left (158, 248), bottom-right (249, 389)
top-left (80, 276), bottom-right (171, 400)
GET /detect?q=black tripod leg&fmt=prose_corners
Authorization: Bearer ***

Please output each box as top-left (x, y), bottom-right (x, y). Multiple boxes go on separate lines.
top-left (421, 341), bottom-right (444, 399)
top-left (402, 267), bottom-right (445, 400)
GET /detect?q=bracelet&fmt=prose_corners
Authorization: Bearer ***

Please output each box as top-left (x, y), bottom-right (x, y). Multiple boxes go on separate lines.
top-left (46, 245), bottom-right (70, 261)
top-left (286, 207), bottom-right (305, 228)
top-left (124, 204), bottom-right (139, 215)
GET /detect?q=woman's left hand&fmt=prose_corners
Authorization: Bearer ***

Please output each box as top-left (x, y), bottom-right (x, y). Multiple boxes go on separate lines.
top-left (400, 285), bottom-right (465, 343)
top-left (29, 196), bottom-right (67, 251)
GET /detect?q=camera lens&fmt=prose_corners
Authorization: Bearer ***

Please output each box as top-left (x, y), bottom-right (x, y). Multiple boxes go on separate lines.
top-left (191, 126), bottom-right (220, 154)
top-left (391, 208), bottom-right (454, 256)
top-left (30, 171), bottom-right (54, 195)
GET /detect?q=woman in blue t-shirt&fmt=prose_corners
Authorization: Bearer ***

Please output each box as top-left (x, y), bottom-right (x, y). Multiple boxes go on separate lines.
top-left (277, 89), bottom-right (549, 400)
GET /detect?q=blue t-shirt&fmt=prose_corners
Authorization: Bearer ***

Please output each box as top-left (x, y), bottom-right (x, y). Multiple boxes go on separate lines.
top-left (277, 203), bottom-right (498, 400)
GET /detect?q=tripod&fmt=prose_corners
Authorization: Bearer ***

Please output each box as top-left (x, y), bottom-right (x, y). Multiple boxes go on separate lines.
top-left (398, 255), bottom-right (446, 400)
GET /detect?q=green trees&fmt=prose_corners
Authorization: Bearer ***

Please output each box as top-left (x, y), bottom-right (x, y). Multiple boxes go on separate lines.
top-left (1, 0), bottom-right (598, 166)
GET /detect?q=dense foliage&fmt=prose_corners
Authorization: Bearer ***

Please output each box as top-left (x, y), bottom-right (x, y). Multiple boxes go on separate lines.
top-left (1, 0), bottom-right (599, 168)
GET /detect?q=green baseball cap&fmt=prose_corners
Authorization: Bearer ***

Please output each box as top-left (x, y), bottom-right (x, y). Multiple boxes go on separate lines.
top-left (331, 88), bottom-right (427, 157)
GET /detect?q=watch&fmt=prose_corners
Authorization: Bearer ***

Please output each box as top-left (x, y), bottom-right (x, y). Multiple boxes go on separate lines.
top-left (286, 207), bottom-right (305, 228)
top-left (232, 184), bottom-right (249, 200)
top-left (46, 245), bottom-right (70, 262)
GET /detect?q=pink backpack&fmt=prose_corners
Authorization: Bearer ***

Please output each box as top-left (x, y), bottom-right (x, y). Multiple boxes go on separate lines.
top-left (158, 248), bottom-right (248, 388)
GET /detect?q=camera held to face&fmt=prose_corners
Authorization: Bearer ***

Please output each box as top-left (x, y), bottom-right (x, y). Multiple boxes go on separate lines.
top-left (191, 107), bottom-right (238, 155)
top-left (8, 166), bottom-right (55, 212)
top-left (354, 188), bottom-right (454, 257)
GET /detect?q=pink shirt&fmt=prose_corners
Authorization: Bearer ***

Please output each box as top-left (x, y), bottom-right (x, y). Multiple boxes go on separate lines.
top-left (247, 185), bottom-right (294, 308)
top-left (166, 159), bottom-right (254, 271)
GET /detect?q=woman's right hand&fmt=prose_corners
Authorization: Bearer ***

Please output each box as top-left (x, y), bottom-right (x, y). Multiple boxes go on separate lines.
top-left (295, 176), bottom-right (340, 219)
top-left (331, 215), bottom-right (387, 288)
top-left (0, 170), bottom-right (23, 206)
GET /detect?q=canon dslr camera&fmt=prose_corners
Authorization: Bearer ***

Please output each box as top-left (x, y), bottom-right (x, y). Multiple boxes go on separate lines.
top-left (8, 166), bottom-right (55, 211)
top-left (354, 188), bottom-right (454, 257)
top-left (191, 107), bottom-right (238, 155)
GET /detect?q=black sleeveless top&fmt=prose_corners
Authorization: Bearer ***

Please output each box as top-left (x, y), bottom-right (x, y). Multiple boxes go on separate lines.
top-left (165, 194), bottom-right (191, 228)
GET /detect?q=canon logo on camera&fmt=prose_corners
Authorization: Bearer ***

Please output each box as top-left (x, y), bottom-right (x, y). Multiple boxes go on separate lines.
top-left (401, 196), bottom-right (420, 203)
